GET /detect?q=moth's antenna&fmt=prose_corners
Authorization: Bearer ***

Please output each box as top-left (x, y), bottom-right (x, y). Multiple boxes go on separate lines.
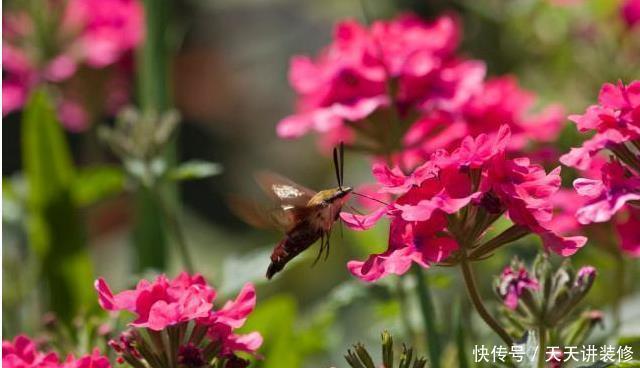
top-left (340, 142), bottom-right (345, 188)
top-left (333, 145), bottom-right (342, 190)
top-left (351, 191), bottom-right (391, 206)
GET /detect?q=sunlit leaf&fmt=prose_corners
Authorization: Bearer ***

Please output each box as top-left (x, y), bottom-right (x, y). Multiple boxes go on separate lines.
top-left (167, 160), bottom-right (222, 181)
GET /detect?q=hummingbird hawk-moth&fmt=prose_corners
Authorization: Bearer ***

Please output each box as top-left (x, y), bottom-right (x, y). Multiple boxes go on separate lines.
top-left (231, 144), bottom-right (352, 279)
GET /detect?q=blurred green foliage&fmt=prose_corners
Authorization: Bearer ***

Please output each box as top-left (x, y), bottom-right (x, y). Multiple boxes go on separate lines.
top-left (21, 90), bottom-right (96, 323)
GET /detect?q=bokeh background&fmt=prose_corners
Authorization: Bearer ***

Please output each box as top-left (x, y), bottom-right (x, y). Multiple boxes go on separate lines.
top-left (3, 0), bottom-right (640, 366)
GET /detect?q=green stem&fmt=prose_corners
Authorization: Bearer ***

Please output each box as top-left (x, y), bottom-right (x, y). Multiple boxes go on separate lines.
top-left (412, 266), bottom-right (441, 368)
top-left (613, 254), bottom-right (625, 332)
top-left (134, 0), bottom-right (176, 271)
top-left (537, 326), bottom-right (546, 368)
top-left (459, 258), bottom-right (513, 346)
top-left (395, 276), bottom-right (417, 347)
top-left (154, 186), bottom-right (195, 273)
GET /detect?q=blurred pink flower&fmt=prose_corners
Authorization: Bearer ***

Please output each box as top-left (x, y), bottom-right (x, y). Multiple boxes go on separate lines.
top-left (2, 336), bottom-right (111, 368)
top-left (2, 335), bottom-right (59, 368)
top-left (279, 13), bottom-right (565, 164)
top-left (2, 0), bottom-right (143, 130)
top-left (277, 14), bottom-right (482, 146)
top-left (64, 0), bottom-right (144, 68)
top-left (497, 265), bottom-right (539, 310)
top-left (63, 350), bottom-right (110, 368)
top-left (621, 0), bottom-right (640, 28)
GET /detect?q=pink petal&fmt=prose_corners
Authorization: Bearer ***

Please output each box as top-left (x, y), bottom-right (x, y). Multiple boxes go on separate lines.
top-left (340, 206), bottom-right (388, 230)
top-left (215, 283), bottom-right (256, 329)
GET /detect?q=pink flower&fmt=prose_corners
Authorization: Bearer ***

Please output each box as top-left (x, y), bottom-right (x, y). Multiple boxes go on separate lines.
top-left (2, 336), bottom-right (59, 368)
top-left (621, 0), bottom-right (640, 28)
top-left (617, 207), bottom-right (640, 257)
top-left (2, 0), bottom-right (143, 129)
top-left (95, 272), bottom-right (216, 331)
top-left (277, 13), bottom-right (480, 145)
top-left (462, 77), bottom-right (564, 150)
top-left (2, 336), bottom-right (111, 368)
top-left (347, 215), bottom-right (458, 282)
top-left (561, 80), bottom-right (640, 170)
top-left (98, 274), bottom-right (263, 361)
top-left (344, 125), bottom-right (586, 282)
top-left (63, 350), bottom-right (110, 368)
top-left (569, 81), bottom-right (640, 137)
top-left (65, 0), bottom-right (144, 68)
top-left (497, 265), bottom-right (539, 310)
top-left (204, 283), bottom-right (263, 356)
top-left (573, 161), bottom-right (640, 224)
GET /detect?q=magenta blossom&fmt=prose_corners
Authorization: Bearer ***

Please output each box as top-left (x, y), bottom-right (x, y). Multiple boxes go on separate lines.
top-left (97, 273), bottom-right (262, 361)
top-left (342, 125), bottom-right (586, 282)
top-left (497, 265), bottom-right (539, 310)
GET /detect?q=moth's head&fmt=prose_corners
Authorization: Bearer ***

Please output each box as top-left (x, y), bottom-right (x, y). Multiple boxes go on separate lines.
top-left (310, 186), bottom-right (352, 206)
top-left (327, 186), bottom-right (352, 203)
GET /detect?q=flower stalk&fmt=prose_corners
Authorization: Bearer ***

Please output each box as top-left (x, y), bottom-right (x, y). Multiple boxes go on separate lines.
top-left (459, 257), bottom-right (514, 346)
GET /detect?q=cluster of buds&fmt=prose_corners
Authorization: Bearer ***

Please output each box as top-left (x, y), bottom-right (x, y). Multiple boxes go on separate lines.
top-left (494, 256), bottom-right (601, 345)
top-left (99, 107), bottom-right (180, 187)
top-left (344, 331), bottom-right (427, 368)
top-left (96, 273), bottom-right (262, 368)
top-left (99, 107), bottom-right (221, 188)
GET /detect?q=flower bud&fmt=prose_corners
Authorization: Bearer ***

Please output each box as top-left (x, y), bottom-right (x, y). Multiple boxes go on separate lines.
top-left (575, 266), bottom-right (597, 291)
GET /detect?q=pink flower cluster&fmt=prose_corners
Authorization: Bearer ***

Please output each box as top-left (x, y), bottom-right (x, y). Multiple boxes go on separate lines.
top-left (341, 125), bottom-right (587, 282)
top-left (561, 80), bottom-right (640, 257)
top-left (2, 0), bottom-right (144, 131)
top-left (277, 13), bottom-right (563, 163)
top-left (95, 272), bottom-right (263, 358)
top-left (3, 335), bottom-right (110, 368)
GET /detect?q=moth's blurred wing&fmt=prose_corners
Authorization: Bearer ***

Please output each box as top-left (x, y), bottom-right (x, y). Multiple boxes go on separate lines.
top-left (254, 171), bottom-right (316, 207)
top-left (228, 196), bottom-right (297, 232)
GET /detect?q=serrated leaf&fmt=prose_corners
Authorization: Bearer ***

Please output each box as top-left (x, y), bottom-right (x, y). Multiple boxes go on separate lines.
top-left (72, 166), bottom-right (125, 206)
top-left (167, 160), bottom-right (222, 181)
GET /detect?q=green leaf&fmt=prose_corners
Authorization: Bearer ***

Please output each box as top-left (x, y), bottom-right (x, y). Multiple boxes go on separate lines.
top-left (240, 295), bottom-right (300, 368)
top-left (72, 166), bottom-right (125, 206)
top-left (167, 160), bottom-right (222, 181)
top-left (21, 89), bottom-right (94, 323)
